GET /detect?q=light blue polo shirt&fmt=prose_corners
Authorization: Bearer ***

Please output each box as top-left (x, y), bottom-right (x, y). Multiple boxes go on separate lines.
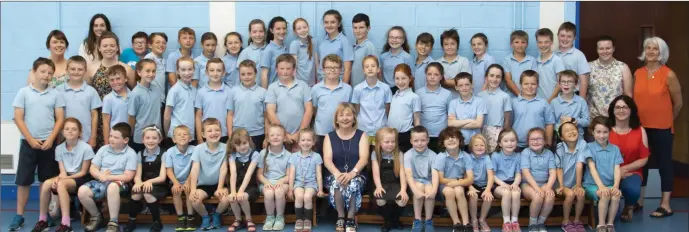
top-left (166, 81), bottom-right (197, 138)
top-left (12, 85), bottom-right (65, 140)
top-left (520, 148), bottom-right (556, 185)
top-left (120, 48), bottom-right (143, 69)
top-left (351, 39), bottom-right (376, 87)
top-left (311, 81), bottom-right (352, 136)
top-left (583, 142), bottom-right (623, 186)
top-left (554, 47), bottom-right (591, 76)
top-left (533, 53), bottom-right (565, 99)
top-left (437, 55), bottom-right (471, 80)
top-left (449, 95), bottom-right (487, 144)
top-left (191, 142), bottom-right (227, 186)
top-left (491, 151), bottom-right (521, 182)
top-left (102, 89), bottom-right (130, 128)
top-left (145, 52), bottom-right (168, 97)
top-left (317, 32), bottom-right (354, 81)
top-left (380, 50), bottom-right (415, 86)
top-left (164, 145), bottom-right (195, 184)
top-left (261, 41), bottom-right (288, 86)
top-left (228, 84), bottom-right (266, 136)
top-left (289, 39), bottom-right (318, 85)
top-left (128, 83), bottom-right (164, 144)
top-left (230, 150), bottom-right (260, 163)
top-left (56, 82), bottom-right (102, 141)
top-left (237, 43), bottom-right (266, 85)
top-left (477, 88), bottom-right (512, 127)
top-left (470, 153), bottom-right (494, 187)
top-left (351, 80), bottom-right (392, 136)
top-left (289, 151), bottom-right (323, 189)
top-left (511, 96), bottom-right (556, 147)
top-left (432, 151), bottom-right (472, 179)
top-left (222, 54), bottom-right (239, 87)
top-left (555, 139), bottom-right (592, 188)
top-left (137, 147), bottom-right (161, 163)
top-left (193, 54), bottom-right (213, 87)
top-left (470, 53), bottom-right (496, 94)
top-left (55, 140), bottom-right (95, 174)
top-left (417, 86), bottom-right (453, 137)
top-left (370, 151), bottom-right (395, 162)
top-left (194, 84), bottom-right (232, 137)
top-left (92, 145), bottom-right (137, 175)
top-left (550, 95), bottom-right (590, 136)
top-left (387, 88), bottom-right (421, 133)
top-left (502, 54), bottom-right (536, 97)
top-left (257, 147), bottom-right (292, 183)
top-left (265, 79), bottom-right (312, 134)
top-left (404, 148), bottom-right (437, 183)
top-left (414, 56), bottom-right (434, 91)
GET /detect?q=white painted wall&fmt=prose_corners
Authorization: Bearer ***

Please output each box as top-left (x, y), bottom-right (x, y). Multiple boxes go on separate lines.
top-left (1, 121), bottom-right (21, 174)
top-left (210, 2), bottom-right (236, 58)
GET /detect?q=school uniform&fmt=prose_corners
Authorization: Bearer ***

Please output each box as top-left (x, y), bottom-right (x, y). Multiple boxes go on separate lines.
top-left (164, 145), bottom-right (195, 185)
top-left (56, 82), bottom-right (102, 144)
top-left (352, 80), bottom-right (392, 137)
top-left (433, 151), bottom-right (473, 195)
top-left (502, 53), bottom-right (536, 97)
top-left (554, 47), bottom-right (591, 91)
top-left (194, 84), bottom-right (232, 139)
top-left (448, 95), bottom-right (487, 145)
top-left (228, 84), bottom-right (266, 147)
top-left (257, 147), bottom-right (292, 186)
top-left (413, 56), bottom-right (434, 91)
top-left (84, 145), bottom-right (138, 200)
top-left (102, 89), bottom-right (130, 128)
top-left (403, 148), bottom-right (437, 185)
top-left (417, 86), bottom-right (453, 153)
top-left (237, 43), bottom-right (266, 84)
top-left (289, 151), bottom-right (323, 191)
top-left (222, 54), bottom-right (240, 87)
top-left (470, 53), bottom-right (496, 94)
top-left (583, 142), bottom-right (623, 201)
top-left (146, 52), bottom-right (168, 96)
top-left (477, 89), bottom-right (512, 151)
top-left (555, 139), bottom-right (592, 188)
top-left (469, 153), bottom-right (494, 195)
top-left (265, 79), bottom-right (312, 134)
top-left (533, 53), bottom-right (565, 99)
top-left (351, 39), bottom-right (376, 88)
top-left (54, 140), bottom-right (95, 189)
top-left (511, 96), bottom-right (556, 148)
top-left (260, 41), bottom-right (288, 86)
top-left (387, 88), bottom-right (421, 152)
top-left (380, 50), bottom-right (415, 88)
top-left (551, 95), bottom-right (590, 137)
top-left (491, 151), bottom-right (521, 185)
top-left (191, 142), bottom-right (227, 194)
top-left (370, 151), bottom-right (407, 201)
top-left (193, 55), bottom-right (213, 88)
top-left (437, 55), bottom-right (471, 81)
top-left (135, 147), bottom-right (169, 199)
top-left (289, 39), bottom-right (318, 86)
top-left (166, 81), bottom-right (198, 139)
top-left (229, 150), bottom-right (260, 202)
top-left (317, 32), bottom-right (354, 81)
top-left (311, 81), bottom-right (352, 154)
top-left (128, 83), bottom-right (165, 152)
top-left (520, 148), bottom-right (556, 186)
top-left (12, 85), bottom-right (64, 185)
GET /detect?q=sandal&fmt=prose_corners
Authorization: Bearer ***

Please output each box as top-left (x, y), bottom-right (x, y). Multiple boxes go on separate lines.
top-left (631, 203), bottom-right (644, 212)
top-left (621, 206), bottom-right (634, 222)
top-left (650, 207), bottom-right (674, 218)
top-left (246, 219), bottom-right (256, 232)
top-left (335, 217), bottom-right (345, 232)
top-left (302, 219), bottom-right (312, 232)
top-left (227, 220), bottom-right (242, 232)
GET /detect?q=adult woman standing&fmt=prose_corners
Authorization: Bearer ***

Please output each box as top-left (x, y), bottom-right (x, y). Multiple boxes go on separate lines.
top-left (323, 103), bottom-right (369, 232)
top-left (607, 95), bottom-right (649, 222)
top-left (633, 36), bottom-right (683, 218)
top-left (586, 35), bottom-right (633, 121)
top-left (26, 30), bottom-right (70, 88)
top-left (79, 13), bottom-right (112, 65)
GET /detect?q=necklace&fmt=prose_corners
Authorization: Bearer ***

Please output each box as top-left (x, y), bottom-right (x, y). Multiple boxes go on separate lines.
top-left (341, 138), bottom-right (352, 172)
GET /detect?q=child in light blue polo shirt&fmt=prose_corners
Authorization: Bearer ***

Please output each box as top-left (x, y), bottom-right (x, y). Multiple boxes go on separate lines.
top-left (520, 128), bottom-right (557, 231)
top-left (287, 129), bottom-right (324, 231)
top-left (351, 13), bottom-right (376, 88)
top-left (555, 22), bottom-right (591, 98)
top-left (403, 126), bottom-right (438, 232)
top-left (128, 59), bottom-right (164, 153)
top-left (221, 32), bottom-right (242, 87)
top-left (257, 124), bottom-right (293, 231)
top-left (260, 17), bottom-right (289, 88)
top-left (555, 122), bottom-right (591, 231)
top-left (237, 19), bottom-right (267, 84)
top-left (102, 65), bottom-right (130, 146)
top-left (144, 32), bottom-right (168, 97)
top-left (318, 10), bottom-right (354, 83)
top-left (228, 60), bottom-right (266, 148)
top-left (57, 56), bottom-right (102, 148)
top-left (194, 58), bottom-right (231, 143)
top-left (265, 54), bottom-right (313, 149)
top-left (417, 62), bottom-right (453, 153)
top-left (77, 123), bottom-right (137, 232)
top-left (477, 64), bottom-right (512, 152)
top-left (290, 18), bottom-right (318, 86)
top-left (311, 55), bottom-right (352, 154)
top-left (193, 32), bottom-right (218, 88)
top-left (511, 70), bottom-right (556, 148)
top-left (352, 56), bottom-right (392, 142)
top-left (164, 57), bottom-right (197, 147)
top-left (438, 29), bottom-right (471, 90)
top-left (503, 30), bottom-right (536, 97)
top-left (387, 63), bottom-right (421, 153)
top-left (380, 26), bottom-right (415, 88)
top-left (189, 118), bottom-right (229, 230)
top-left (166, 28), bottom-right (195, 89)
top-left (551, 70), bottom-right (590, 138)
top-left (433, 126), bottom-right (473, 230)
top-left (414, 33), bottom-right (435, 91)
top-left (490, 129), bottom-right (523, 228)
top-left (466, 135), bottom-right (495, 231)
top-left (469, 33), bottom-right (496, 94)
top-left (163, 125), bottom-right (196, 231)
top-left (533, 28), bottom-right (566, 100)
top-left (448, 73), bottom-right (487, 145)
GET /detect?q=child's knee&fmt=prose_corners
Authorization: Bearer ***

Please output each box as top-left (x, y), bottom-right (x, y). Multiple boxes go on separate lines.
top-left (511, 191), bottom-right (521, 199)
top-left (303, 190), bottom-right (315, 200)
top-left (143, 194), bottom-right (157, 203)
top-left (396, 200), bottom-right (406, 207)
top-left (107, 183), bottom-right (120, 193)
top-left (611, 194), bottom-right (621, 201)
top-left (442, 187), bottom-right (456, 198)
top-left (545, 194), bottom-right (556, 202)
top-left (376, 199), bottom-right (386, 206)
top-left (77, 186), bottom-right (92, 198)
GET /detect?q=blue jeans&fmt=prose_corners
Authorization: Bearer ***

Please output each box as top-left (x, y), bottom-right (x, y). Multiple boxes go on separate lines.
top-left (620, 174), bottom-right (642, 205)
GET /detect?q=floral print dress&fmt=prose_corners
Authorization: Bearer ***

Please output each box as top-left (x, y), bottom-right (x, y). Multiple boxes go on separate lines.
top-left (92, 64), bottom-right (112, 149)
top-left (587, 59), bottom-right (625, 121)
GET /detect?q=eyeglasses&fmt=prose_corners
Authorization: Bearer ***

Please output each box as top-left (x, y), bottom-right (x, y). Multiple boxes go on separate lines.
top-left (324, 66), bottom-right (340, 72)
top-left (614, 106), bottom-right (630, 111)
top-left (529, 138), bottom-right (545, 142)
top-left (133, 41), bottom-right (147, 46)
top-left (559, 80), bottom-right (575, 85)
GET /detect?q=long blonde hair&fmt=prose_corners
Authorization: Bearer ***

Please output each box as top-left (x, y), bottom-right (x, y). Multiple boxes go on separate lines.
top-left (374, 127), bottom-right (401, 177)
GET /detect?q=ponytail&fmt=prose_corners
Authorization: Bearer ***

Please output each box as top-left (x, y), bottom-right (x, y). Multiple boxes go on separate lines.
top-left (306, 35), bottom-right (314, 60)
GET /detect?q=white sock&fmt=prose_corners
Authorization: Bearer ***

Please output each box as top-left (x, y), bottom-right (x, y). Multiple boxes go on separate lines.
top-left (511, 216), bottom-right (519, 222)
top-left (529, 217), bottom-right (538, 225)
top-left (503, 216), bottom-right (510, 224)
top-left (537, 216), bottom-right (547, 224)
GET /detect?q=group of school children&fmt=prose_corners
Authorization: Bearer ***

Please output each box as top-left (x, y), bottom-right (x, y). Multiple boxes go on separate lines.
top-left (11, 8), bottom-right (627, 232)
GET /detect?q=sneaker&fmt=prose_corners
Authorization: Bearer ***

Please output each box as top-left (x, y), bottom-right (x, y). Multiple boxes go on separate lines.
top-left (200, 216), bottom-right (212, 231)
top-left (528, 224), bottom-right (539, 232)
top-left (424, 219), bottom-right (435, 232)
top-left (211, 212), bottom-right (221, 229)
top-left (562, 222), bottom-right (575, 232)
top-left (537, 224), bottom-right (547, 232)
top-left (511, 222), bottom-right (521, 232)
top-left (411, 219), bottom-right (423, 232)
top-left (124, 219), bottom-right (137, 232)
top-left (176, 216), bottom-right (186, 231)
top-left (345, 219), bottom-right (357, 232)
top-left (46, 215), bottom-right (57, 227)
top-left (55, 224), bottom-right (73, 232)
top-left (380, 221), bottom-right (390, 232)
top-left (105, 222), bottom-right (119, 232)
top-left (596, 225), bottom-right (607, 232)
top-left (263, 215), bottom-right (275, 231)
top-left (150, 221), bottom-right (163, 232)
top-left (606, 225), bottom-right (615, 232)
top-left (84, 215), bottom-right (104, 232)
top-left (472, 220), bottom-right (480, 232)
top-left (273, 216), bottom-right (285, 231)
top-left (8, 215), bottom-right (24, 231)
top-left (502, 222), bottom-right (512, 232)
top-left (479, 220), bottom-right (490, 232)
top-left (453, 223), bottom-right (465, 232)
top-left (185, 216), bottom-right (196, 231)
top-left (574, 221), bottom-right (586, 232)
top-left (31, 220), bottom-right (49, 232)
top-left (295, 219), bottom-right (304, 232)
top-left (302, 219), bottom-right (312, 232)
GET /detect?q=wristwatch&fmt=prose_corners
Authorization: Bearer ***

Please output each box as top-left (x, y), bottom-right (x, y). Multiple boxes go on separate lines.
top-left (352, 168), bottom-right (359, 174)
